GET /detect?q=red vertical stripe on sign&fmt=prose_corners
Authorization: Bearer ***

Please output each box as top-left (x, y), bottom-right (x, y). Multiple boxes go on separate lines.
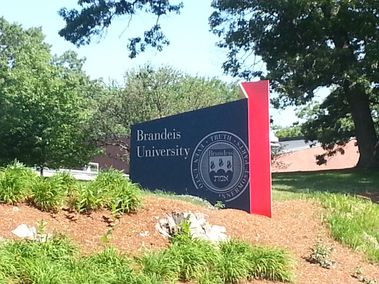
top-left (240, 81), bottom-right (272, 217)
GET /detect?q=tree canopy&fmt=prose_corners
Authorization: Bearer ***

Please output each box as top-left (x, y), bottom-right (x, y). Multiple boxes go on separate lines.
top-left (58, 0), bottom-right (183, 58)
top-left (210, 0), bottom-right (379, 168)
top-left (92, 65), bottom-right (239, 138)
top-left (0, 18), bottom-right (100, 169)
top-left (58, 1), bottom-right (379, 168)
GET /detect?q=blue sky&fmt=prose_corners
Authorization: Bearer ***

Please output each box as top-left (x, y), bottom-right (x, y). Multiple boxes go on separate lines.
top-left (1, 0), bottom-right (300, 126)
top-left (1, 0), bottom-right (230, 82)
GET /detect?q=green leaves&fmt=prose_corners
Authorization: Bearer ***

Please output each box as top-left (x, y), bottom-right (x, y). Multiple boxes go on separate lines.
top-left (0, 161), bottom-right (37, 204)
top-left (210, 0), bottom-right (379, 168)
top-left (58, 0), bottom-right (183, 58)
top-left (140, 236), bottom-right (294, 283)
top-left (74, 169), bottom-right (142, 215)
top-left (0, 18), bottom-right (100, 169)
top-left (92, 65), bottom-right (240, 139)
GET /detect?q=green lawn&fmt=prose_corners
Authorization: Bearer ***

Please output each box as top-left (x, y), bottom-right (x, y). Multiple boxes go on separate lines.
top-left (272, 169), bottom-right (379, 195)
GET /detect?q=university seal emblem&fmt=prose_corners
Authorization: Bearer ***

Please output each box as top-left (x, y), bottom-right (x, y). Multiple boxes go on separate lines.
top-left (190, 131), bottom-right (249, 202)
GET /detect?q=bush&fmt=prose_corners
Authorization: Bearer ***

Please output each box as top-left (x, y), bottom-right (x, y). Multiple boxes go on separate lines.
top-left (140, 231), bottom-right (294, 283)
top-left (73, 169), bottom-right (141, 214)
top-left (30, 175), bottom-right (67, 212)
top-left (0, 161), bottom-right (37, 204)
top-left (109, 181), bottom-right (141, 215)
top-left (73, 183), bottom-right (104, 213)
top-left (0, 232), bottom-right (293, 284)
top-left (0, 236), bottom-right (149, 284)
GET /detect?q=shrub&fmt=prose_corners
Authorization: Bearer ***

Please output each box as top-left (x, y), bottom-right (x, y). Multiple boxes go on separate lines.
top-left (92, 169), bottom-right (127, 191)
top-left (55, 172), bottom-right (79, 196)
top-left (0, 161), bottom-right (37, 204)
top-left (141, 230), bottom-right (294, 283)
top-left (245, 244), bottom-right (294, 281)
top-left (109, 182), bottom-right (141, 215)
top-left (30, 175), bottom-right (67, 212)
top-left (72, 169), bottom-right (141, 214)
top-left (73, 183), bottom-right (104, 213)
top-left (141, 237), bottom-right (220, 283)
top-left (0, 232), bottom-right (293, 284)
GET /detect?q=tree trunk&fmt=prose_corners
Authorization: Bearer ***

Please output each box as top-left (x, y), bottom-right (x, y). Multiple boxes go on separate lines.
top-left (347, 84), bottom-right (379, 169)
top-left (39, 166), bottom-right (44, 177)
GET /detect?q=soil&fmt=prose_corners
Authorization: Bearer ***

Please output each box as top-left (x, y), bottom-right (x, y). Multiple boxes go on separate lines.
top-left (1, 196), bottom-right (378, 284)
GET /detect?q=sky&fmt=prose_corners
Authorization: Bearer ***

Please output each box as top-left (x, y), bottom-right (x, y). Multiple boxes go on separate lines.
top-left (1, 0), bottom-right (300, 127)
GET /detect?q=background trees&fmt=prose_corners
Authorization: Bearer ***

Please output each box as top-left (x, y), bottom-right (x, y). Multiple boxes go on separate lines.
top-left (0, 16), bottom-right (238, 169)
top-left (58, 1), bottom-right (379, 168)
top-left (0, 18), bottom-right (99, 169)
top-left (92, 65), bottom-right (239, 138)
top-left (210, 0), bottom-right (379, 168)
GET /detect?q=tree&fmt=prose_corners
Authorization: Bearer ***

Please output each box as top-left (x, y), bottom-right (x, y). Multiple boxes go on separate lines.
top-left (0, 18), bottom-right (99, 169)
top-left (273, 123), bottom-right (303, 139)
top-left (58, 0), bottom-right (183, 58)
top-left (88, 65), bottom-right (239, 162)
top-left (210, 0), bottom-right (379, 168)
top-left (92, 65), bottom-right (239, 137)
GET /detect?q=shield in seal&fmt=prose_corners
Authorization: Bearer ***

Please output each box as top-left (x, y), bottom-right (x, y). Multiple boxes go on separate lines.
top-left (208, 148), bottom-right (233, 188)
top-left (191, 131), bottom-right (249, 202)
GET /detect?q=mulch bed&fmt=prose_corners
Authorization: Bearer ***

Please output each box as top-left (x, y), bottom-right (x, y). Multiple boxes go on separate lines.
top-left (1, 196), bottom-right (378, 283)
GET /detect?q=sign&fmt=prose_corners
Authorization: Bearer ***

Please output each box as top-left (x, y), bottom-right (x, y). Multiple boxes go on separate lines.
top-left (130, 81), bottom-right (271, 217)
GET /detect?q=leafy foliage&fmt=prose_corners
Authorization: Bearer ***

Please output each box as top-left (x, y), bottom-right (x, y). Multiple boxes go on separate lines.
top-left (210, 0), bottom-right (379, 168)
top-left (0, 161), bottom-right (141, 214)
top-left (306, 239), bottom-right (335, 269)
top-left (0, 18), bottom-right (100, 169)
top-left (140, 227), bottom-right (293, 283)
top-left (58, 0), bottom-right (183, 58)
top-left (74, 169), bottom-right (141, 214)
top-left (92, 65), bottom-right (239, 139)
top-left (0, 161), bottom-right (37, 204)
top-left (0, 230), bottom-right (293, 284)
top-left (0, 236), bottom-right (148, 284)
top-left (30, 175), bottom-right (69, 212)
top-left (273, 123), bottom-right (303, 139)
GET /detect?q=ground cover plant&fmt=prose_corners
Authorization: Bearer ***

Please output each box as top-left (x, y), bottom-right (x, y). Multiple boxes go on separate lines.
top-left (74, 170), bottom-right (141, 215)
top-left (1, 161), bottom-right (378, 282)
top-left (0, 161), bottom-right (38, 204)
top-left (272, 169), bottom-right (379, 195)
top-left (0, 229), bottom-right (294, 284)
top-left (0, 163), bottom-right (141, 215)
top-left (318, 194), bottom-right (379, 263)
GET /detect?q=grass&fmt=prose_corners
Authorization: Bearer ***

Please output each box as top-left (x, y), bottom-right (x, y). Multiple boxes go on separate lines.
top-left (318, 193), bottom-right (379, 263)
top-left (272, 168), bottom-right (379, 195)
top-left (273, 168), bottom-right (379, 263)
top-left (0, 236), bottom-right (146, 284)
top-left (139, 222), bottom-right (294, 283)
top-left (0, 233), bottom-right (294, 284)
top-left (75, 170), bottom-right (141, 215)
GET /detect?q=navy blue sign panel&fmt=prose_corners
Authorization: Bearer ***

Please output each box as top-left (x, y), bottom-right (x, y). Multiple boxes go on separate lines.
top-left (130, 99), bottom-right (250, 212)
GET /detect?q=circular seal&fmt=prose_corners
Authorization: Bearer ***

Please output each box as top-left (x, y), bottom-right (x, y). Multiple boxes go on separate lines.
top-left (190, 131), bottom-right (249, 202)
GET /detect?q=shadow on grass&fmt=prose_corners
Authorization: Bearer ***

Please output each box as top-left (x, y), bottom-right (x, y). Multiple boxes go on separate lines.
top-left (272, 168), bottom-right (379, 203)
